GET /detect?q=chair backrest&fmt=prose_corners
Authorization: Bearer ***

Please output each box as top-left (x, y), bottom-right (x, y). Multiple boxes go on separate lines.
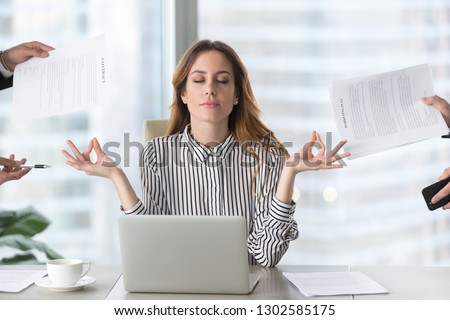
top-left (142, 119), bottom-right (169, 143)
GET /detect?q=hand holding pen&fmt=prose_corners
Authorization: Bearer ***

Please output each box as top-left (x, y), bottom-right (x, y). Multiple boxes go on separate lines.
top-left (0, 154), bottom-right (50, 186)
top-left (0, 154), bottom-right (31, 186)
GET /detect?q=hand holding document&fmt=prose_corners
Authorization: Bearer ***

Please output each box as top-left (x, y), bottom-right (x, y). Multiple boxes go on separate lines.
top-left (12, 34), bottom-right (108, 121)
top-left (330, 64), bottom-right (449, 159)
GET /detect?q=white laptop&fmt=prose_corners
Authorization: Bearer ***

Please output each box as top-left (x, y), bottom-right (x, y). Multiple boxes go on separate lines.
top-left (117, 215), bottom-right (260, 294)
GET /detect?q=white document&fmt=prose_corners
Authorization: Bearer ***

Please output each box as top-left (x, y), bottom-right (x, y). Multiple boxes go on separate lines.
top-left (330, 64), bottom-right (448, 159)
top-left (0, 270), bottom-right (47, 293)
top-left (12, 34), bottom-right (108, 121)
top-left (283, 271), bottom-right (389, 297)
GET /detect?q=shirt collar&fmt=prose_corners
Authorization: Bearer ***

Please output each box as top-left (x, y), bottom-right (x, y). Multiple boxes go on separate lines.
top-left (182, 125), bottom-right (237, 163)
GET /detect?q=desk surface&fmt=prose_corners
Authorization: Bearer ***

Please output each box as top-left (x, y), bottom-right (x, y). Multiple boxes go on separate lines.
top-left (350, 265), bottom-right (450, 300)
top-left (2, 264), bottom-right (450, 300)
top-left (0, 264), bottom-right (122, 300)
top-left (106, 265), bottom-right (352, 300)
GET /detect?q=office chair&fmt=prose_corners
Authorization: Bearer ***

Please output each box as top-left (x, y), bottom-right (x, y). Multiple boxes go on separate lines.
top-left (142, 119), bottom-right (169, 143)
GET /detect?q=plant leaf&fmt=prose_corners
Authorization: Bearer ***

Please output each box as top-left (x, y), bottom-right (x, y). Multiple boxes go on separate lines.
top-left (0, 206), bottom-right (50, 237)
top-left (0, 234), bottom-right (63, 261)
top-left (0, 252), bottom-right (39, 264)
top-left (0, 210), bottom-right (16, 233)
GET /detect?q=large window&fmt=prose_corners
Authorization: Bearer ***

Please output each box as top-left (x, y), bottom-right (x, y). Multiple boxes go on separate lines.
top-left (2, 0), bottom-right (450, 266)
top-left (0, 0), bottom-right (165, 263)
top-left (198, 0), bottom-right (450, 265)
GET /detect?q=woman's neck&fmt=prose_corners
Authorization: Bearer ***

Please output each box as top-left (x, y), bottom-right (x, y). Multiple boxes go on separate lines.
top-left (190, 121), bottom-right (230, 148)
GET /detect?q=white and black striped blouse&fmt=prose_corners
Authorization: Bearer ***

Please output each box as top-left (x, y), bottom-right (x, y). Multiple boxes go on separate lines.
top-left (123, 125), bottom-right (299, 267)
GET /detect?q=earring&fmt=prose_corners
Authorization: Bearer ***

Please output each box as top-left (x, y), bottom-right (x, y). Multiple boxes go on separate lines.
top-left (234, 99), bottom-right (238, 105)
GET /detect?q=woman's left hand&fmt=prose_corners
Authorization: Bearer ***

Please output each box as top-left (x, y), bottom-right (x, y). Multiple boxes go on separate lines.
top-left (286, 131), bottom-right (351, 173)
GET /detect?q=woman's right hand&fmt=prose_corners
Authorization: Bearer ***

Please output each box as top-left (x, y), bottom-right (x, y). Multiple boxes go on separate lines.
top-left (61, 137), bottom-right (119, 179)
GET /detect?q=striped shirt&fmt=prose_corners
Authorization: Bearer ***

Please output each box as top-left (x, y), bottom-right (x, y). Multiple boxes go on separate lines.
top-left (123, 125), bottom-right (299, 267)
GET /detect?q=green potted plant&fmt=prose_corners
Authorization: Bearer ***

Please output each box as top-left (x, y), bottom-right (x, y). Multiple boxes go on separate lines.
top-left (0, 206), bottom-right (62, 264)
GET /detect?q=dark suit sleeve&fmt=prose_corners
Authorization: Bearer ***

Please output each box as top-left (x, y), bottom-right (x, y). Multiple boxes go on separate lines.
top-left (0, 74), bottom-right (13, 90)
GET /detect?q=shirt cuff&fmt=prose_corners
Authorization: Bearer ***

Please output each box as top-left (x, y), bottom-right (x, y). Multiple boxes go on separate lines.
top-left (0, 63), bottom-right (13, 78)
top-left (284, 220), bottom-right (299, 241)
top-left (121, 200), bottom-right (145, 215)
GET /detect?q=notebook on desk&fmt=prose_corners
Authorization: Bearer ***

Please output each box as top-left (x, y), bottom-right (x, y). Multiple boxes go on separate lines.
top-left (117, 215), bottom-right (260, 294)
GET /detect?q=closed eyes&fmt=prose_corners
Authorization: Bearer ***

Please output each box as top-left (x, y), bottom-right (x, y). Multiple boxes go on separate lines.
top-left (192, 78), bottom-right (230, 84)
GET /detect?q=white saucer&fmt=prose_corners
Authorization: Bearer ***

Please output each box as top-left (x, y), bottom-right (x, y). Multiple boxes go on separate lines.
top-left (34, 276), bottom-right (96, 292)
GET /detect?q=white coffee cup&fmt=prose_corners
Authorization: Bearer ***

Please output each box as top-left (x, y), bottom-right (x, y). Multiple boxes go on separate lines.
top-left (47, 259), bottom-right (91, 286)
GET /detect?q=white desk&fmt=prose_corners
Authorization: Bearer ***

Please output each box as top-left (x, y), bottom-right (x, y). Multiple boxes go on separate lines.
top-left (0, 264), bottom-right (122, 300)
top-left (350, 265), bottom-right (450, 300)
top-left (2, 264), bottom-right (450, 300)
top-left (106, 265), bottom-right (352, 300)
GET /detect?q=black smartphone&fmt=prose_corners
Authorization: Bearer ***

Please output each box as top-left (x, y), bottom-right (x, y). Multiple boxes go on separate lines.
top-left (422, 176), bottom-right (450, 211)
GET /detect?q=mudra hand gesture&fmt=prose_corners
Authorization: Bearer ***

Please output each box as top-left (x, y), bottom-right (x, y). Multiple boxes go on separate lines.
top-left (286, 131), bottom-right (350, 173)
top-left (61, 138), bottom-right (118, 179)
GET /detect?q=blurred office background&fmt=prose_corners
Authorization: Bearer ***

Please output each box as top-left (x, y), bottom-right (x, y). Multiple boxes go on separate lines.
top-left (1, 0), bottom-right (449, 265)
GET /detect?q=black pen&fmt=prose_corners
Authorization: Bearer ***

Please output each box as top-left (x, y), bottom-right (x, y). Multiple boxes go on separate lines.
top-left (19, 164), bottom-right (52, 169)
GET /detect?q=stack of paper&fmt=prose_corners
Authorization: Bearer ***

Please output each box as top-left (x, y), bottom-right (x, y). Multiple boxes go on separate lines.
top-left (330, 64), bottom-right (448, 159)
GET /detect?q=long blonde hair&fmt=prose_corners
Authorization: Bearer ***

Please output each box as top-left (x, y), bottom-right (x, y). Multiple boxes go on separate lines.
top-left (167, 39), bottom-right (289, 159)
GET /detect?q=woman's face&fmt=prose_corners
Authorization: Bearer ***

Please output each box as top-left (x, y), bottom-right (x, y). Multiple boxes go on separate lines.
top-left (181, 50), bottom-right (237, 127)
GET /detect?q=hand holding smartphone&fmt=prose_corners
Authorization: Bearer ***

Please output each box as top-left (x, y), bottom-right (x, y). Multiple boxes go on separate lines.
top-left (422, 176), bottom-right (450, 211)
